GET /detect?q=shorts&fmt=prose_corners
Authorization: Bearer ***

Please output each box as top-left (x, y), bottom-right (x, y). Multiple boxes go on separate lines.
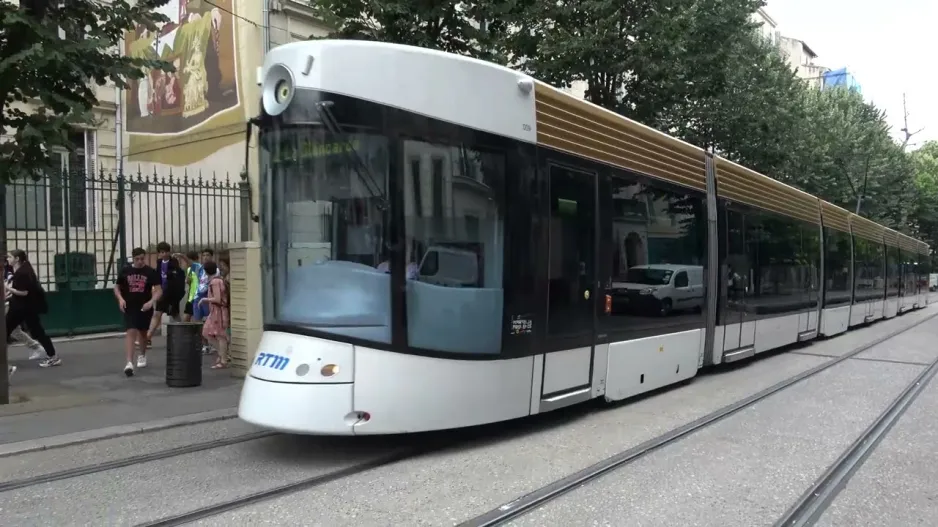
top-left (124, 308), bottom-right (154, 332)
top-left (193, 299), bottom-right (211, 321)
top-left (184, 300), bottom-right (194, 316)
top-left (156, 296), bottom-right (181, 317)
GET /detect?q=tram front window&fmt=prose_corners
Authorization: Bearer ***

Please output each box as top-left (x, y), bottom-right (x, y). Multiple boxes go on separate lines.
top-left (265, 125), bottom-right (393, 343)
top-left (402, 139), bottom-right (505, 355)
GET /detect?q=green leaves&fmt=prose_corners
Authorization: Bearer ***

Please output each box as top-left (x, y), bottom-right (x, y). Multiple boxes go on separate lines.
top-left (304, 0), bottom-right (923, 243)
top-left (0, 0), bottom-right (173, 182)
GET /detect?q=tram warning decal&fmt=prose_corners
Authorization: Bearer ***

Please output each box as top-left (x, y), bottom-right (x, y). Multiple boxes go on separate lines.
top-left (254, 352), bottom-right (291, 371)
top-left (511, 314), bottom-right (533, 335)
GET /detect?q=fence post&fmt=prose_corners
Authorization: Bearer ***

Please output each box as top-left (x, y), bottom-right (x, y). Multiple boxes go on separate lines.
top-left (117, 171), bottom-right (127, 266)
top-left (62, 169), bottom-right (73, 336)
top-left (238, 171), bottom-right (251, 242)
top-left (0, 181), bottom-right (8, 404)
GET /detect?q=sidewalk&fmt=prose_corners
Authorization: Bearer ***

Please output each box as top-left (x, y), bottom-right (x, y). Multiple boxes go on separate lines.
top-left (1, 334), bottom-right (242, 447)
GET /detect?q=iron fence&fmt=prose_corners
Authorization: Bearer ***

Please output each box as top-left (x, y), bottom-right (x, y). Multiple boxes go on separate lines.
top-left (1, 166), bottom-right (251, 336)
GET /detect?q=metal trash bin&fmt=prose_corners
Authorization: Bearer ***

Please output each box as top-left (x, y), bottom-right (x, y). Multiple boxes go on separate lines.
top-left (165, 321), bottom-right (203, 388)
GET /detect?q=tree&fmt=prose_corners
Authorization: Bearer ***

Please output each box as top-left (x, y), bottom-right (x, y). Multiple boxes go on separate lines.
top-left (0, 0), bottom-right (172, 404)
top-left (910, 141), bottom-right (938, 263)
top-left (308, 0), bottom-right (519, 63)
top-left (0, 0), bottom-right (172, 181)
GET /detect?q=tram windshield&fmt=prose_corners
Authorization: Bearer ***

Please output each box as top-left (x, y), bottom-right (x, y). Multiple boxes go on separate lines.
top-left (260, 97), bottom-right (506, 354)
top-left (263, 124), bottom-right (394, 343)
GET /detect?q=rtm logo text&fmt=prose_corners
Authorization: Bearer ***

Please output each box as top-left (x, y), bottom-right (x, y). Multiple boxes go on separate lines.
top-left (255, 352), bottom-right (290, 371)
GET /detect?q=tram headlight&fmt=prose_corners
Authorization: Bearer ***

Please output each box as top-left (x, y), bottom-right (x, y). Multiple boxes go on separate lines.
top-left (262, 63), bottom-right (296, 116)
top-left (321, 364), bottom-right (340, 377)
top-left (274, 79), bottom-right (291, 104)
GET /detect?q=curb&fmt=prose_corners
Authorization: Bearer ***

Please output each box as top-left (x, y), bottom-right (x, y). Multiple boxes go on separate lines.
top-left (0, 407), bottom-right (238, 459)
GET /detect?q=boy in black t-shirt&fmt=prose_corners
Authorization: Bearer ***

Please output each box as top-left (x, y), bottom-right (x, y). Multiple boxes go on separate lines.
top-left (115, 247), bottom-right (162, 377)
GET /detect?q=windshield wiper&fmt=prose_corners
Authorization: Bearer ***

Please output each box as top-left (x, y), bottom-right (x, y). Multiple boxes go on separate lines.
top-left (315, 100), bottom-right (388, 210)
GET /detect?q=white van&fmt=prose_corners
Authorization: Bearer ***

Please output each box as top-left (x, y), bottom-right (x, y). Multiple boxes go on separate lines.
top-left (609, 264), bottom-right (706, 316)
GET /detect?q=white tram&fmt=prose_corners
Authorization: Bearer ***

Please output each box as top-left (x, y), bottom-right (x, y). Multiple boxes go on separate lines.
top-left (238, 40), bottom-right (932, 435)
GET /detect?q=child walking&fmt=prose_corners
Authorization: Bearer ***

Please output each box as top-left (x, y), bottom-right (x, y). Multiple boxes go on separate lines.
top-left (198, 262), bottom-right (229, 369)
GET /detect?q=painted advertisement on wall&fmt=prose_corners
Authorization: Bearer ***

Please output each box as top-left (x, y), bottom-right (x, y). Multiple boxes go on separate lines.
top-left (124, 0), bottom-right (244, 165)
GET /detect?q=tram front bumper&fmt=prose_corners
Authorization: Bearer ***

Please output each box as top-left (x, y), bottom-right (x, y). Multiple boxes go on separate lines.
top-left (238, 374), bottom-right (356, 435)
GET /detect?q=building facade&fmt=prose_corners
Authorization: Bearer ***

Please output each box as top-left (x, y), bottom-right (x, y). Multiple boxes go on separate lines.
top-left (1, 0), bottom-right (327, 336)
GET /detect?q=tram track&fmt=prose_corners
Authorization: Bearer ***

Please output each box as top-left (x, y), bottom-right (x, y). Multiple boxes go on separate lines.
top-left (455, 311), bottom-right (938, 527)
top-left (133, 446), bottom-right (428, 527)
top-left (774, 348), bottom-right (938, 527)
top-left (5, 313), bottom-right (934, 525)
top-left (0, 430), bottom-right (278, 493)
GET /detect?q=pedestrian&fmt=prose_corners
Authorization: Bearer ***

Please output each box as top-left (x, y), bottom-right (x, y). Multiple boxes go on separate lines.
top-left (193, 248), bottom-right (219, 354)
top-left (218, 256), bottom-right (231, 342)
top-left (5, 256), bottom-right (46, 360)
top-left (199, 261), bottom-right (230, 368)
top-left (178, 251), bottom-right (201, 322)
top-left (146, 241), bottom-right (186, 344)
top-left (115, 247), bottom-right (161, 376)
top-left (5, 249), bottom-right (58, 368)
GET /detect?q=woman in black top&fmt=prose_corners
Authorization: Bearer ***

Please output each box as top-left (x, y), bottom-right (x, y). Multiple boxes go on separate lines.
top-left (6, 249), bottom-right (58, 367)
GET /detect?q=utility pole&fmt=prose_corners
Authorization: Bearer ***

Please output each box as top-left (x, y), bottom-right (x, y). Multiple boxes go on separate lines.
top-left (900, 93), bottom-right (924, 151)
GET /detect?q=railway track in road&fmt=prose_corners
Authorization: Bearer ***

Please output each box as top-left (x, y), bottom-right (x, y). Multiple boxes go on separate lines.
top-left (455, 311), bottom-right (938, 527)
top-left (4, 312), bottom-right (935, 526)
top-left (0, 430), bottom-right (278, 493)
top-left (774, 346), bottom-right (938, 527)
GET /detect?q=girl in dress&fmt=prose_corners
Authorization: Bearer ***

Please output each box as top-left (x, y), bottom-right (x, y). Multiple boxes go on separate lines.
top-left (198, 261), bottom-right (229, 368)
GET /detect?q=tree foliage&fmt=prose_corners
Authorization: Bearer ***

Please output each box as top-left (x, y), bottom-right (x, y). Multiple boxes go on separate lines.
top-left (308, 0), bottom-right (519, 63)
top-left (307, 0), bottom-right (930, 242)
top-left (0, 0), bottom-right (173, 182)
top-left (910, 141), bottom-right (938, 262)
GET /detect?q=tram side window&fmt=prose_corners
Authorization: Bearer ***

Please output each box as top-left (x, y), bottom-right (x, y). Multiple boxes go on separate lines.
top-left (717, 207), bottom-right (750, 326)
top-left (823, 228), bottom-right (852, 308)
top-left (866, 241), bottom-right (886, 300)
top-left (853, 237), bottom-right (871, 303)
top-left (602, 172), bottom-right (707, 336)
top-left (753, 214), bottom-right (817, 315)
top-left (401, 139), bottom-right (506, 355)
top-left (802, 224), bottom-right (822, 307)
top-left (886, 244), bottom-right (900, 298)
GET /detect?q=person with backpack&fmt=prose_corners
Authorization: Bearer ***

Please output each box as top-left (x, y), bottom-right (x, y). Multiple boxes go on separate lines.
top-left (5, 249), bottom-right (58, 368)
top-left (4, 256), bottom-right (46, 360)
top-left (198, 261), bottom-right (229, 368)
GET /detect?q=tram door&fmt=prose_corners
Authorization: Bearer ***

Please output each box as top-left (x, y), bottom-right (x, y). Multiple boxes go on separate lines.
top-left (539, 164), bottom-right (598, 409)
top-left (723, 208), bottom-right (757, 354)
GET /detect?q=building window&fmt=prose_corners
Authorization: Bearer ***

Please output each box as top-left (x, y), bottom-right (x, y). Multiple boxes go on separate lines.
top-left (5, 129), bottom-right (95, 231)
top-left (5, 177), bottom-right (48, 231)
top-left (49, 129), bottom-right (94, 229)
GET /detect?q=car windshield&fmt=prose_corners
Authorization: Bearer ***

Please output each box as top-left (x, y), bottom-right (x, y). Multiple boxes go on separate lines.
top-left (625, 268), bottom-right (673, 285)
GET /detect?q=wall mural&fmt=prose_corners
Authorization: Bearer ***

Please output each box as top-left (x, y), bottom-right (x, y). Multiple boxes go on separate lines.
top-left (125, 0), bottom-right (240, 137)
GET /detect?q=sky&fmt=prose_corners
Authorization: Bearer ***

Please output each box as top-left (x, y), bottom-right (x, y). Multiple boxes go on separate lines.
top-left (764, 0), bottom-right (937, 149)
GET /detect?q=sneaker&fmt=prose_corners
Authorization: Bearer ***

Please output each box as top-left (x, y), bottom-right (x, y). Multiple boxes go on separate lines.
top-left (124, 362), bottom-right (134, 377)
top-left (136, 355), bottom-right (147, 368)
top-left (39, 356), bottom-right (62, 368)
top-left (28, 349), bottom-right (43, 360)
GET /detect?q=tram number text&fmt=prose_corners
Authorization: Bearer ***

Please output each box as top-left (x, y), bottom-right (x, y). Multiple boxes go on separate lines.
top-left (255, 352), bottom-right (291, 371)
top-left (522, 124), bottom-right (532, 132)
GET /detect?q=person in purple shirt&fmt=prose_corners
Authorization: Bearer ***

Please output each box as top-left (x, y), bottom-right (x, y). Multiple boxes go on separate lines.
top-left (145, 241), bottom-right (186, 346)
